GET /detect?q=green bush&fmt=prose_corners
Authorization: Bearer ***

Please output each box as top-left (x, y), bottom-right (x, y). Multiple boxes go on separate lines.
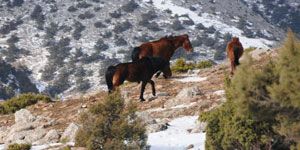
top-left (75, 91), bottom-right (147, 150)
top-left (171, 58), bottom-right (214, 73)
top-left (200, 30), bottom-right (300, 149)
top-left (0, 93), bottom-right (51, 114)
top-left (7, 143), bottom-right (31, 150)
top-left (196, 60), bottom-right (214, 69)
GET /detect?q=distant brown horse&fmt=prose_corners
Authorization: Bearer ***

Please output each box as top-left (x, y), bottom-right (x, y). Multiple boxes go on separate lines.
top-left (226, 37), bottom-right (244, 75)
top-left (105, 57), bottom-right (171, 101)
top-left (131, 34), bottom-right (193, 78)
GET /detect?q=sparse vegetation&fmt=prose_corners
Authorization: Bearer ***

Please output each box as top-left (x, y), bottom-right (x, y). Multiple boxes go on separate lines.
top-left (78, 11), bottom-right (95, 20)
top-left (122, 0), bottom-right (139, 13)
top-left (75, 91), bottom-right (147, 150)
top-left (171, 58), bottom-right (214, 73)
top-left (113, 20), bottom-right (132, 33)
top-left (0, 93), bottom-right (51, 114)
top-left (7, 143), bottom-right (31, 150)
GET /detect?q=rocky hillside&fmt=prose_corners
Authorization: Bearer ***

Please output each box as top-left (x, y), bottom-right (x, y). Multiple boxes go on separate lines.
top-left (0, 47), bottom-right (275, 149)
top-left (1, 0), bottom-right (296, 99)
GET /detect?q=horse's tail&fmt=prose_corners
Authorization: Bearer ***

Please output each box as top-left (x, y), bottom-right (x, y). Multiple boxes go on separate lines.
top-left (105, 66), bottom-right (116, 93)
top-left (233, 46), bottom-right (240, 66)
top-left (131, 47), bottom-right (141, 62)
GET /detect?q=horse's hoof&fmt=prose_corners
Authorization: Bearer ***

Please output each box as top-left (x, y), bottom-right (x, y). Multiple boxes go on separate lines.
top-left (140, 98), bottom-right (145, 102)
top-left (152, 93), bottom-right (156, 96)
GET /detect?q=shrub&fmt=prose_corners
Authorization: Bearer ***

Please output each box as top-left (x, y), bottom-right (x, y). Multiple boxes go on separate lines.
top-left (101, 31), bottom-right (112, 38)
top-left (0, 19), bottom-right (23, 35)
top-left (122, 0), bottom-right (139, 13)
top-left (7, 35), bottom-right (20, 44)
top-left (93, 7), bottom-right (101, 12)
top-left (171, 58), bottom-right (195, 73)
top-left (78, 11), bottom-right (95, 20)
top-left (67, 6), bottom-right (77, 12)
top-left (200, 30), bottom-right (300, 149)
top-left (76, 1), bottom-right (92, 8)
top-left (0, 93), bottom-right (51, 114)
top-left (7, 143), bottom-right (31, 150)
top-left (113, 21), bottom-right (132, 33)
top-left (205, 26), bottom-right (216, 34)
top-left (141, 10), bottom-right (157, 21)
top-left (171, 58), bottom-right (215, 73)
top-left (195, 23), bottom-right (206, 30)
top-left (93, 21), bottom-right (106, 29)
top-left (171, 19), bottom-right (184, 31)
top-left (72, 21), bottom-right (86, 40)
top-left (196, 60), bottom-right (214, 69)
top-left (75, 91), bottom-right (147, 150)
top-left (109, 10), bottom-right (122, 18)
top-left (45, 22), bottom-right (59, 39)
top-left (30, 5), bottom-right (45, 29)
top-left (115, 37), bottom-right (127, 46)
top-left (182, 18), bottom-right (194, 26)
top-left (94, 39), bottom-right (109, 51)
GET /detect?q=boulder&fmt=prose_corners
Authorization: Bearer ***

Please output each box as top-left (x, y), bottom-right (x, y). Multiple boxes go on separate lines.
top-left (14, 109), bottom-right (36, 124)
top-left (60, 123), bottom-right (79, 142)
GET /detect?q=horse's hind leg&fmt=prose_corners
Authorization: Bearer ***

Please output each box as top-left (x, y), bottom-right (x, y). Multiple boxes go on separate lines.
top-left (230, 61), bottom-right (235, 75)
top-left (149, 80), bottom-right (156, 96)
top-left (140, 81), bottom-right (147, 102)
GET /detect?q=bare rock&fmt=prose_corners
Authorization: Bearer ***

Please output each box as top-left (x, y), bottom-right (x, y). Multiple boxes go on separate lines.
top-left (33, 129), bottom-right (60, 145)
top-left (14, 109), bottom-right (36, 124)
top-left (164, 86), bottom-right (201, 108)
top-left (60, 123), bottom-right (79, 142)
top-left (186, 144), bottom-right (194, 149)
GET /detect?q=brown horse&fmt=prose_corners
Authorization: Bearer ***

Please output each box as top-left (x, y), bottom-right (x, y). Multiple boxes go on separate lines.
top-left (226, 37), bottom-right (244, 75)
top-left (131, 34), bottom-right (193, 78)
top-left (105, 57), bottom-right (171, 101)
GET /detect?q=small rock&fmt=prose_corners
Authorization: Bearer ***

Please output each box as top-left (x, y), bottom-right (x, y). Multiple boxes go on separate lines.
top-left (186, 144), bottom-right (194, 149)
top-left (191, 122), bottom-right (207, 133)
top-left (176, 86), bottom-right (202, 99)
top-left (81, 104), bottom-right (87, 108)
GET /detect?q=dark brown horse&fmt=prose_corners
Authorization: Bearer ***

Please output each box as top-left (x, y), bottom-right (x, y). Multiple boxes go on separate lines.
top-left (131, 34), bottom-right (193, 78)
top-left (226, 37), bottom-right (244, 75)
top-left (105, 57), bottom-right (171, 101)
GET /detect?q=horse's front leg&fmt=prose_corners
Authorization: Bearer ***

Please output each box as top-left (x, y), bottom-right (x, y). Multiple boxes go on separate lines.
top-left (149, 80), bottom-right (156, 96)
top-left (140, 81), bottom-right (147, 102)
top-left (155, 71), bottom-right (161, 78)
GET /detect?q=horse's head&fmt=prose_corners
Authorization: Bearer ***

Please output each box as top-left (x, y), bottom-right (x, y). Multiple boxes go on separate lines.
top-left (232, 37), bottom-right (240, 43)
top-left (181, 34), bottom-right (193, 53)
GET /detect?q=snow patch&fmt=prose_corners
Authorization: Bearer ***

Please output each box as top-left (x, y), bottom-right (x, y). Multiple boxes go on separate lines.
top-left (148, 116), bottom-right (205, 150)
top-left (176, 76), bottom-right (207, 83)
